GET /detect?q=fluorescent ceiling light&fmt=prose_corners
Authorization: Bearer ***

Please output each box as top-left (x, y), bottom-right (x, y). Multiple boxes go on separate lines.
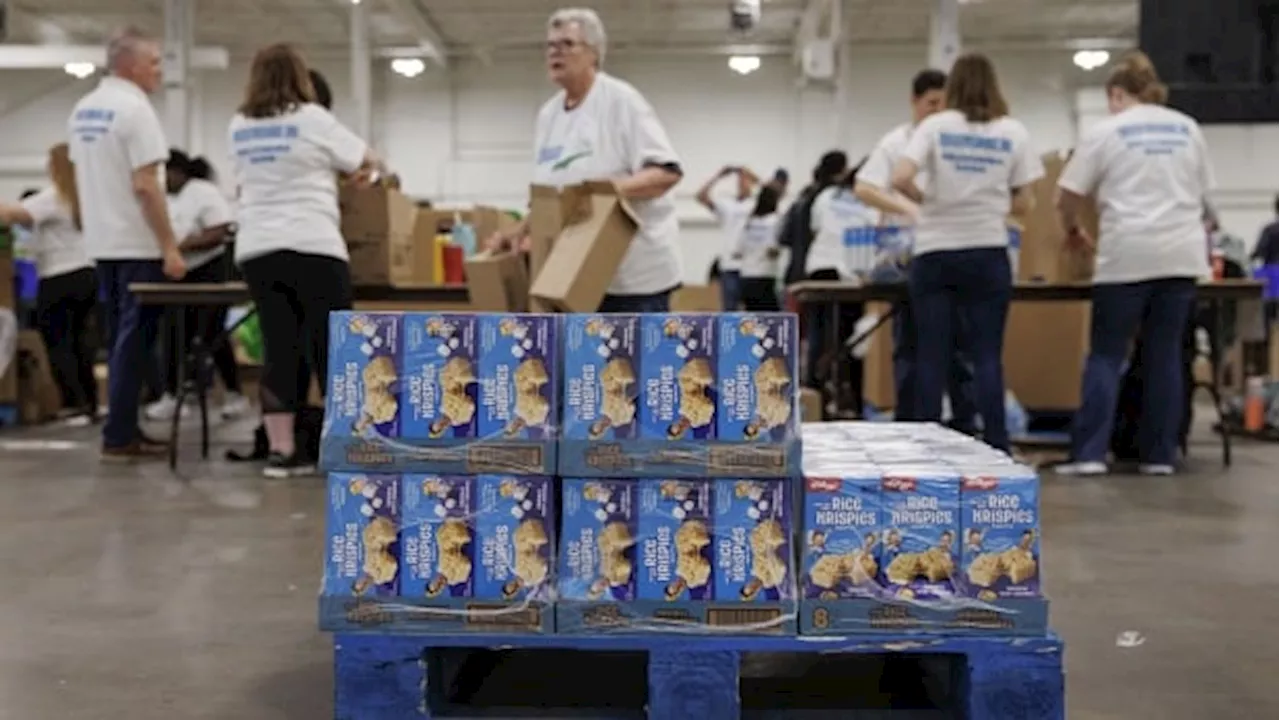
top-left (728, 54), bottom-right (761, 75)
top-left (1072, 50), bottom-right (1110, 71)
top-left (63, 62), bottom-right (95, 79)
top-left (391, 57), bottom-right (426, 78)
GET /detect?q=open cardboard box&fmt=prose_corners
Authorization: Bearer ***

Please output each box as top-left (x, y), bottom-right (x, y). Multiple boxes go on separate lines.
top-left (529, 182), bottom-right (638, 313)
top-left (465, 250), bottom-right (530, 312)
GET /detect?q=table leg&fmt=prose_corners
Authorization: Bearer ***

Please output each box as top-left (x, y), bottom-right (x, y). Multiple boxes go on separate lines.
top-left (1212, 297), bottom-right (1232, 466)
top-left (168, 308), bottom-right (184, 471)
top-left (193, 332), bottom-right (210, 461)
top-left (827, 300), bottom-right (843, 416)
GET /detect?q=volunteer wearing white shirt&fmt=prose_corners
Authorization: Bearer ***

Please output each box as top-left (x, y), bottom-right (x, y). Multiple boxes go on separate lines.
top-left (695, 165), bottom-right (758, 311)
top-left (145, 151), bottom-right (247, 423)
top-left (228, 43), bottom-right (383, 478)
top-left (488, 7), bottom-right (684, 312)
top-left (891, 53), bottom-right (1044, 452)
top-left (733, 184), bottom-right (783, 311)
top-left (855, 69), bottom-right (976, 429)
top-left (68, 27), bottom-right (187, 461)
top-left (0, 144), bottom-right (97, 422)
top-left (1054, 52), bottom-right (1214, 477)
top-left (803, 162), bottom-right (879, 414)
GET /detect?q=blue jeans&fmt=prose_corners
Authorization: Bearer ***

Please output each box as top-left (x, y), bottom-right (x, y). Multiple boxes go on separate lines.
top-left (718, 270), bottom-right (742, 312)
top-left (909, 248), bottom-right (1012, 451)
top-left (97, 260), bottom-right (165, 448)
top-left (598, 289), bottom-right (673, 313)
top-left (1071, 278), bottom-right (1197, 465)
top-left (893, 298), bottom-right (977, 432)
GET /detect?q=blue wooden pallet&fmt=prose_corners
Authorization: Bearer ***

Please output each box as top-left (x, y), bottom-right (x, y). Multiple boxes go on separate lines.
top-left (333, 631), bottom-right (1064, 720)
top-left (0, 404), bottom-right (17, 428)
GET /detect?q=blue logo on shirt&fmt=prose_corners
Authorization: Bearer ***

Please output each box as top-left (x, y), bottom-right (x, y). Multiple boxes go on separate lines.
top-left (1116, 122), bottom-right (1191, 156)
top-left (939, 132), bottom-right (1013, 175)
top-left (72, 107), bottom-right (117, 143)
top-left (232, 124), bottom-right (300, 164)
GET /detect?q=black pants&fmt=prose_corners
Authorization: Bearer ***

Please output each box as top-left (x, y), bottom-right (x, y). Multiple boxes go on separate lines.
top-left (241, 251), bottom-right (353, 413)
top-left (804, 268), bottom-right (862, 415)
top-left (160, 258), bottom-right (241, 396)
top-left (36, 267), bottom-right (98, 414)
top-left (740, 276), bottom-right (780, 312)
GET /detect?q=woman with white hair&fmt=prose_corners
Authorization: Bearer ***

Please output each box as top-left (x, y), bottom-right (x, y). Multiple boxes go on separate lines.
top-left (487, 7), bottom-right (684, 312)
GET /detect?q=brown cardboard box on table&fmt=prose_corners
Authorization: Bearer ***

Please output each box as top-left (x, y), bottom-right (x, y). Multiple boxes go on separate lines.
top-left (466, 250), bottom-right (530, 312)
top-left (340, 184), bottom-right (418, 286)
top-left (530, 181), bottom-right (638, 313)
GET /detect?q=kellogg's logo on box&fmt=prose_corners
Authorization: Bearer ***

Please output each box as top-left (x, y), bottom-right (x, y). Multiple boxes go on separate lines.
top-left (400, 314), bottom-right (479, 440)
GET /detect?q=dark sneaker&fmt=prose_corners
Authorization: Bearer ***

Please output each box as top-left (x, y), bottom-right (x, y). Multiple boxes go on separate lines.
top-left (101, 441), bottom-right (167, 463)
top-left (263, 452), bottom-right (317, 478)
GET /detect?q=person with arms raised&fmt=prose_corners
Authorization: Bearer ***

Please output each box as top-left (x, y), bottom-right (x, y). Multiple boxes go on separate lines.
top-left (696, 165), bottom-right (759, 311)
top-left (891, 53), bottom-right (1043, 452)
top-left (68, 27), bottom-right (186, 462)
top-left (1054, 52), bottom-right (1214, 477)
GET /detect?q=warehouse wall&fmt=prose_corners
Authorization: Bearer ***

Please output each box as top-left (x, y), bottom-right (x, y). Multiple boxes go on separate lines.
top-left (0, 47), bottom-right (1274, 282)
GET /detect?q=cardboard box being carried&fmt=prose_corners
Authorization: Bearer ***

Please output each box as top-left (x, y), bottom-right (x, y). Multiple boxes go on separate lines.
top-left (465, 250), bottom-right (530, 312)
top-left (529, 182), bottom-right (638, 313)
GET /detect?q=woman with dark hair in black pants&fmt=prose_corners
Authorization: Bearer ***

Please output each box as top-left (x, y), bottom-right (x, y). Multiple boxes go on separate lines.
top-left (228, 45), bottom-right (385, 477)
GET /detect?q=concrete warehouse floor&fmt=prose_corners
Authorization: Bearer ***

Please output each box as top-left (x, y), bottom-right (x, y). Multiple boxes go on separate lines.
top-left (0, 412), bottom-right (1274, 720)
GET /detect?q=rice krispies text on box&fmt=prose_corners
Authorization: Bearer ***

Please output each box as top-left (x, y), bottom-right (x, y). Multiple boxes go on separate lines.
top-left (714, 479), bottom-right (793, 603)
top-left (400, 313), bottom-right (479, 443)
top-left (636, 480), bottom-right (715, 601)
top-left (324, 313), bottom-right (402, 469)
top-left (960, 467), bottom-right (1041, 599)
top-left (473, 475), bottom-right (554, 601)
top-left (325, 473), bottom-right (400, 597)
top-left (879, 471), bottom-right (960, 600)
top-left (401, 474), bottom-right (475, 598)
top-left (473, 315), bottom-right (559, 474)
top-left (802, 472), bottom-right (882, 600)
top-left (559, 315), bottom-right (642, 474)
top-left (558, 479), bottom-right (638, 602)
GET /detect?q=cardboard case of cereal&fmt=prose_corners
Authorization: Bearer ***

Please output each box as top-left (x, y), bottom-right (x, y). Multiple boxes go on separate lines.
top-left (473, 475), bottom-right (555, 601)
top-left (558, 479), bottom-right (638, 602)
top-left (802, 472), bottom-right (882, 600)
top-left (639, 315), bottom-right (717, 444)
top-left (324, 313), bottom-right (402, 467)
top-left (716, 314), bottom-right (797, 444)
top-left (960, 466), bottom-right (1040, 600)
top-left (400, 474), bottom-right (475, 598)
top-left (476, 315), bottom-right (559, 442)
top-left (713, 479), bottom-right (793, 603)
top-left (879, 471), bottom-right (961, 601)
top-left (400, 314), bottom-right (480, 443)
top-left (636, 479), bottom-right (715, 601)
top-left (325, 473), bottom-right (401, 597)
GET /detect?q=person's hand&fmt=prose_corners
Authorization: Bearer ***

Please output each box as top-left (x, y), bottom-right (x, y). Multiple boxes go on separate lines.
top-left (347, 166), bottom-right (382, 189)
top-left (484, 227), bottom-right (530, 254)
top-left (1065, 226), bottom-right (1094, 251)
top-left (766, 247), bottom-right (781, 260)
top-left (720, 165), bottom-right (738, 177)
top-left (163, 247), bottom-right (187, 280)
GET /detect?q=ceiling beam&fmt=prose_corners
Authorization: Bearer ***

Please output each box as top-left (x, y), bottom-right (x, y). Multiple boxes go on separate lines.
top-left (381, 0), bottom-right (450, 68)
top-left (0, 44), bottom-right (230, 70)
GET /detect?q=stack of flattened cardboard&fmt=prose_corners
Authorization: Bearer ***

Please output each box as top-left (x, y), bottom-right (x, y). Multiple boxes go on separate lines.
top-left (465, 182), bottom-right (639, 314)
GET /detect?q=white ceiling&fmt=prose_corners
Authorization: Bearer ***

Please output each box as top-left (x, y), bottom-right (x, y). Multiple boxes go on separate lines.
top-left (4, 0), bottom-right (1138, 58)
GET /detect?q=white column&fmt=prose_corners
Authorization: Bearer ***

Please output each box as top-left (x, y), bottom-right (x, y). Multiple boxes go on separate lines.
top-left (927, 0), bottom-right (960, 72)
top-left (350, 0), bottom-right (373, 140)
top-left (162, 0), bottom-right (194, 148)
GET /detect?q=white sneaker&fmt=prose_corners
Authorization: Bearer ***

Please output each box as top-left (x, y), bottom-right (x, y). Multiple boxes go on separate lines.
top-left (1053, 461), bottom-right (1108, 477)
top-left (144, 393), bottom-right (189, 422)
top-left (1138, 463), bottom-right (1175, 476)
top-left (221, 392), bottom-right (251, 419)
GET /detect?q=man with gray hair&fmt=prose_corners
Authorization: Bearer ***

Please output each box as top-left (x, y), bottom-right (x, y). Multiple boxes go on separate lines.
top-left (68, 26), bottom-right (186, 462)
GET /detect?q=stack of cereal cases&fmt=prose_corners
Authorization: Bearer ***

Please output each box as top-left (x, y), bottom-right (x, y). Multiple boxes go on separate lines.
top-left (799, 422), bottom-right (1046, 636)
top-left (555, 312), bottom-right (800, 634)
top-left (320, 312), bottom-right (559, 634)
top-left (558, 313), bottom-right (801, 478)
top-left (323, 312), bottom-right (559, 475)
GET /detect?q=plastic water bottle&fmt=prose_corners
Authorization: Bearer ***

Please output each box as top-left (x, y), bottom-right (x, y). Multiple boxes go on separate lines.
top-left (451, 213), bottom-right (477, 257)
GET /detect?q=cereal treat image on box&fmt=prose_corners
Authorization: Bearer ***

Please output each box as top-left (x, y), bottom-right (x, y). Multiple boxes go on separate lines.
top-left (401, 474), bottom-right (475, 598)
top-left (563, 315), bottom-right (641, 441)
top-left (879, 472), bottom-right (961, 600)
top-left (401, 314), bottom-right (479, 441)
top-left (477, 316), bottom-right (559, 440)
top-left (802, 473), bottom-right (882, 600)
top-left (558, 479), bottom-right (638, 602)
top-left (327, 313), bottom-right (402, 439)
top-left (960, 467), bottom-right (1040, 600)
top-left (639, 315), bottom-right (717, 441)
top-left (326, 473), bottom-right (401, 597)
top-left (636, 480), bottom-right (714, 601)
top-left (717, 314), bottom-right (798, 442)
top-left (714, 479), bottom-right (792, 602)
top-left (473, 475), bottom-right (555, 601)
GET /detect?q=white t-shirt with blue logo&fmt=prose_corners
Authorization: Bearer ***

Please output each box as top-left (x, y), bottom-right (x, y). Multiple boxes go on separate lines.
top-left (227, 103), bottom-right (367, 265)
top-left (1058, 103), bottom-right (1214, 284)
top-left (735, 213), bottom-right (781, 279)
top-left (807, 186), bottom-right (880, 278)
top-left (902, 109), bottom-right (1043, 257)
top-left (532, 72), bottom-right (682, 296)
top-left (67, 76), bottom-right (169, 261)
